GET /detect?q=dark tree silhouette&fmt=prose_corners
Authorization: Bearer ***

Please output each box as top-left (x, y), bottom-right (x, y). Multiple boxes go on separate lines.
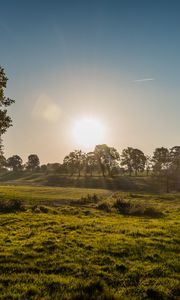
top-left (121, 147), bottom-right (134, 176)
top-left (145, 155), bottom-right (152, 176)
top-left (85, 152), bottom-right (97, 176)
top-left (152, 147), bottom-right (171, 192)
top-left (7, 155), bottom-right (23, 172)
top-left (63, 152), bottom-right (76, 176)
top-left (94, 145), bottom-right (107, 176)
top-left (121, 147), bottom-right (146, 176)
top-left (46, 163), bottom-right (61, 173)
top-left (170, 146), bottom-right (180, 163)
top-left (152, 147), bottom-right (170, 174)
top-left (131, 148), bottom-right (146, 176)
top-left (26, 154), bottom-right (40, 171)
top-left (63, 150), bottom-right (86, 176)
top-left (94, 144), bottom-right (120, 176)
top-left (169, 146), bottom-right (180, 190)
top-left (0, 155), bottom-right (6, 170)
top-left (105, 146), bottom-right (120, 176)
top-left (0, 67), bottom-right (15, 151)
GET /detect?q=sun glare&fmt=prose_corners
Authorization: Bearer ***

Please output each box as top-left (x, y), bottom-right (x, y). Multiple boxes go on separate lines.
top-left (72, 117), bottom-right (105, 149)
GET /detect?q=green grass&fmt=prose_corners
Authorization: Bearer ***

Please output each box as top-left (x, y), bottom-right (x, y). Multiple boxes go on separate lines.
top-left (0, 171), bottom-right (157, 192)
top-left (0, 186), bottom-right (179, 299)
top-left (0, 185), bottom-right (110, 204)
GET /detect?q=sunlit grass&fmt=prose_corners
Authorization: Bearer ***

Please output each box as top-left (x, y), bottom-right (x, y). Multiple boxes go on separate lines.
top-left (0, 185), bottom-right (110, 203)
top-left (0, 186), bottom-right (179, 299)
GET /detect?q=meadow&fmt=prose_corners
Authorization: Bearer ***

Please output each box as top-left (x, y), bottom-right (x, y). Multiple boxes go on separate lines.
top-left (0, 170), bottom-right (158, 192)
top-left (0, 185), bottom-right (179, 299)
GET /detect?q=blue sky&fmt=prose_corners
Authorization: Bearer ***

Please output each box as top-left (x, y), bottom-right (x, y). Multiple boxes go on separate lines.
top-left (1, 0), bottom-right (180, 163)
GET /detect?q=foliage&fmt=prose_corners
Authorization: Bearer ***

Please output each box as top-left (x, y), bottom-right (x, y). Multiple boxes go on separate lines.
top-left (152, 147), bottom-right (170, 174)
top-left (45, 163), bottom-right (66, 173)
top-left (63, 150), bottom-right (86, 176)
top-left (0, 199), bottom-right (23, 213)
top-left (0, 67), bottom-right (15, 133)
top-left (6, 155), bottom-right (23, 171)
top-left (1, 143), bottom-right (180, 193)
top-left (152, 147), bottom-right (180, 192)
top-left (0, 154), bottom-right (6, 170)
top-left (26, 154), bottom-right (40, 171)
top-left (94, 144), bottom-right (120, 176)
top-left (0, 67), bottom-right (15, 151)
top-left (145, 155), bottom-right (152, 176)
top-left (113, 197), bottom-right (163, 217)
top-left (85, 151), bottom-right (97, 176)
top-left (121, 147), bottom-right (146, 176)
top-left (97, 201), bottom-right (112, 212)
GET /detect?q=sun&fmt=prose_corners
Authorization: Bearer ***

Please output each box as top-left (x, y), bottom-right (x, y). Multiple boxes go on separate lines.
top-left (72, 117), bottom-right (105, 149)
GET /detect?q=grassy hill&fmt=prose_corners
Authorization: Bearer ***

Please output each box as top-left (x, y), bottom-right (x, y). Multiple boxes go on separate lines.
top-left (0, 185), bottom-right (179, 299)
top-left (0, 171), bottom-right (159, 192)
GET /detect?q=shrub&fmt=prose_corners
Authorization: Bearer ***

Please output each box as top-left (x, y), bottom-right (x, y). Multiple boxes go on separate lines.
top-left (97, 202), bottom-right (111, 212)
top-left (0, 199), bottom-right (23, 213)
top-left (113, 197), bottom-right (163, 217)
top-left (73, 194), bottom-right (100, 206)
top-left (39, 205), bottom-right (49, 213)
top-left (113, 198), bottom-right (132, 214)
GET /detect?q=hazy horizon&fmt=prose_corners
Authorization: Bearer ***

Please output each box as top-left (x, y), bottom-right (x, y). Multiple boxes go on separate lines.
top-left (1, 0), bottom-right (180, 164)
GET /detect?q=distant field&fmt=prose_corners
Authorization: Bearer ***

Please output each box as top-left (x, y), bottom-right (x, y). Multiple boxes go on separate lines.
top-left (0, 171), bottom-right (157, 192)
top-left (0, 185), bottom-right (110, 204)
top-left (0, 186), bottom-right (179, 299)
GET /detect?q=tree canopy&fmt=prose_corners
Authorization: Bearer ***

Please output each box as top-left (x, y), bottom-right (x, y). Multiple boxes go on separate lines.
top-left (0, 67), bottom-right (15, 135)
top-left (0, 67), bottom-right (15, 154)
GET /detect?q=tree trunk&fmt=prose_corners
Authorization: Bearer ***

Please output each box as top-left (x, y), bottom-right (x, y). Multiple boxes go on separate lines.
top-left (90, 168), bottom-right (92, 177)
top-left (166, 175), bottom-right (169, 193)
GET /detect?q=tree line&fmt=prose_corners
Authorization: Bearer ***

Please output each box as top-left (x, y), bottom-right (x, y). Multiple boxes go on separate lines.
top-left (1, 144), bottom-right (179, 178)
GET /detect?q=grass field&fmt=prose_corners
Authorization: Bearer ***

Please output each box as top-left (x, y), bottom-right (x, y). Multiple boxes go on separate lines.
top-left (0, 171), bottom-right (158, 192)
top-left (0, 185), bottom-right (110, 204)
top-left (0, 185), bottom-right (180, 299)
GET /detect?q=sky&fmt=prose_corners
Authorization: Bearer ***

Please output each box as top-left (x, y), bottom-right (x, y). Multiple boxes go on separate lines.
top-left (1, 0), bottom-right (180, 164)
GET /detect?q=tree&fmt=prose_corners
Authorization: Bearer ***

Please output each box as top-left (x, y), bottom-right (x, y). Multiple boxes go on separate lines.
top-left (63, 152), bottom-right (76, 176)
top-left (121, 147), bottom-right (134, 176)
top-left (7, 155), bottom-right (23, 172)
top-left (94, 144), bottom-right (120, 176)
top-left (152, 147), bottom-right (170, 174)
top-left (0, 155), bottom-right (6, 170)
top-left (26, 154), bottom-right (40, 171)
top-left (105, 146), bottom-right (120, 176)
top-left (145, 155), bottom-right (152, 176)
top-left (131, 148), bottom-right (146, 176)
top-left (85, 152), bottom-right (97, 176)
top-left (170, 146), bottom-right (180, 165)
top-left (152, 147), bottom-right (171, 192)
top-left (63, 150), bottom-right (86, 176)
top-left (0, 67), bottom-right (15, 149)
top-left (94, 145), bottom-right (106, 176)
top-left (169, 146), bottom-right (180, 190)
top-left (46, 163), bottom-right (61, 173)
top-left (121, 147), bottom-right (146, 176)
